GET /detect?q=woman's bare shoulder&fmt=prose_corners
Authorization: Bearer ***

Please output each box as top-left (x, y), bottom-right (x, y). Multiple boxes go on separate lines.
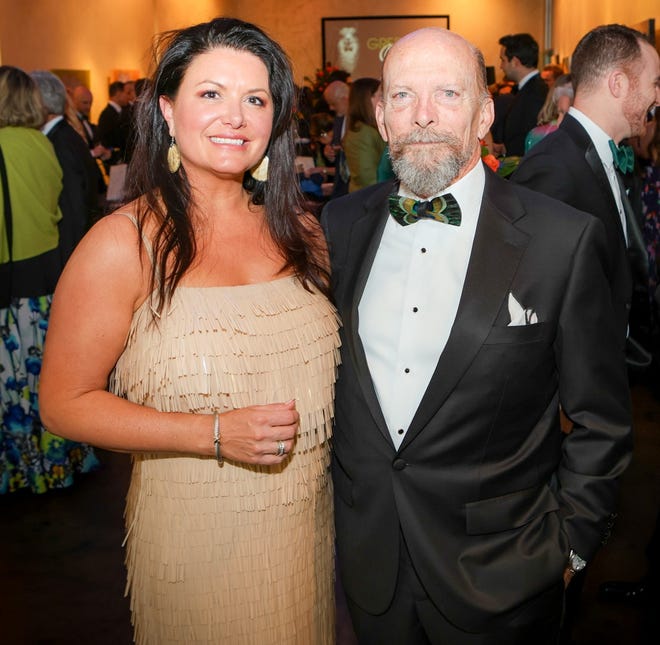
top-left (57, 200), bottom-right (153, 306)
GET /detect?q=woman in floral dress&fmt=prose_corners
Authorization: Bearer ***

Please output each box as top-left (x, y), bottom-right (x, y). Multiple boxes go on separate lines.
top-left (0, 65), bottom-right (98, 493)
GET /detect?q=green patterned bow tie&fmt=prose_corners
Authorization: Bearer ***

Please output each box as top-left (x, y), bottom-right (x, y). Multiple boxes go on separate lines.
top-left (608, 140), bottom-right (635, 174)
top-left (388, 193), bottom-right (462, 226)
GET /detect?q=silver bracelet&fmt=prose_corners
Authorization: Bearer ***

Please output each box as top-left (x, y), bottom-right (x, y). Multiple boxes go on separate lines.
top-left (213, 412), bottom-right (223, 465)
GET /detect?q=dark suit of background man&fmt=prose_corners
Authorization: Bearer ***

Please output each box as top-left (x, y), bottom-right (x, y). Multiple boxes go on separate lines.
top-left (491, 33), bottom-right (548, 157)
top-left (31, 71), bottom-right (98, 264)
top-left (322, 26), bottom-right (632, 645)
top-left (70, 84), bottom-right (96, 148)
top-left (513, 24), bottom-right (659, 351)
top-left (69, 83), bottom-right (112, 196)
top-left (96, 80), bottom-right (131, 164)
top-left (514, 23), bottom-right (660, 624)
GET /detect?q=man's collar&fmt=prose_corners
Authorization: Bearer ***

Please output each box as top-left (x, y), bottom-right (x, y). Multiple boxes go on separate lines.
top-left (41, 115), bottom-right (64, 136)
top-left (569, 107), bottom-right (618, 168)
top-left (517, 70), bottom-right (540, 90)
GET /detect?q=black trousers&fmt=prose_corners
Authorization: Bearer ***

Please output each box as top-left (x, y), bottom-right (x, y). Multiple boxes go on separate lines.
top-left (346, 537), bottom-right (564, 645)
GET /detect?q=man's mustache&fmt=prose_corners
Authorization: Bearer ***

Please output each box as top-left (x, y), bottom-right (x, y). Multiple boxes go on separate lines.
top-left (391, 131), bottom-right (461, 146)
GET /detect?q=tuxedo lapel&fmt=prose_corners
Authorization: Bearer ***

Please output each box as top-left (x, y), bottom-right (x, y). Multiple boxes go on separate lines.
top-left (584, 144), bottom-right (627, 244)
top-left (400, 171), bottom-right (530, 450)
top-left (563, 115), bottom-right (627, 246)
top-left (341, 184), bottom-right (393, 443)
top-left (77, 114), bottom-right (94, 147)
top-left (615, 171), bottom-right (648, 284)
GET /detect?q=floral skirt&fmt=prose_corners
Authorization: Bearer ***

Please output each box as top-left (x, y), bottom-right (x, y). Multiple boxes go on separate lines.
top-left (0, 296), bottom-right (99, 494)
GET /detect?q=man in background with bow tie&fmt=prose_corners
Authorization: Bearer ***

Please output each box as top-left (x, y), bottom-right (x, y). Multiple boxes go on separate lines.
top-left (514, 24), bottom-right (660, 351)
top-left (322, 26), bottom-right (632, 645)
top-left (513, 26), bottom-right (660, 641)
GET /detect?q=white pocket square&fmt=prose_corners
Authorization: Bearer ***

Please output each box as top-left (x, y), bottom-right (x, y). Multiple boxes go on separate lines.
top-left (507, 292), bottom-right (538, 326)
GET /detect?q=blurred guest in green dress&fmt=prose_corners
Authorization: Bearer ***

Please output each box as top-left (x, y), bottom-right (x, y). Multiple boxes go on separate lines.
top-left (0, 65), bottom-right (98, 494)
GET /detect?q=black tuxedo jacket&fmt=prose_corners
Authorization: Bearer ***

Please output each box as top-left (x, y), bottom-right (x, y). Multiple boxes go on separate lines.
top-left (321, 167), bottom-right (632, 630)
top-left (512, 113), bottom-right (647, 345)
top-left (496, 73), bottom-right (548, 156)
top-left (97, 103), bottom-right (129, 160)
top-left (47, 119), bottom-right (99, 262)
top-left (77, 112), bottom-right (97, 148)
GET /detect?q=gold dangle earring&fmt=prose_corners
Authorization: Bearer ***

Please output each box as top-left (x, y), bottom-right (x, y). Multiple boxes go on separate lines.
top-left (167, 136), bottom-right (181, 173)
top-left (250, 155), bottom-right (269, 182)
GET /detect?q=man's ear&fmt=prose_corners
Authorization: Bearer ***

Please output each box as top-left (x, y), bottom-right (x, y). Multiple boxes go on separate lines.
top-left (607, 69), bottom-right (630, 99)
top-left (375, 100), bottom-right (388, 142)
top-left (477, 97), bottom-right (495, 140)
top-left (159, 95), bottom-right (175, 136)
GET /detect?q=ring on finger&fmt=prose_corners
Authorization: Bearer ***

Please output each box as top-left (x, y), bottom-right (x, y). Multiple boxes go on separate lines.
top-left (276, 440), bottom-right (286, 457)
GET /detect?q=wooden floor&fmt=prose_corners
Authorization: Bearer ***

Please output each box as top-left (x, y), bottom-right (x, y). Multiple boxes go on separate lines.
top-left (1, 374), bottom-right (658, 644)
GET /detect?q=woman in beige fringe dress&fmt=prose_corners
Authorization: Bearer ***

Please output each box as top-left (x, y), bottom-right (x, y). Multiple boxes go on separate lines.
top-left (39, 17), bottom-right (340, 645)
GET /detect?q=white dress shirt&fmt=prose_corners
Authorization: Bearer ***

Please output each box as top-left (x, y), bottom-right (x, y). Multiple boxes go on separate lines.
top-left (359, 161), bottom-right (485, 448)
top-left (568, 107), bottom-right (628, 245)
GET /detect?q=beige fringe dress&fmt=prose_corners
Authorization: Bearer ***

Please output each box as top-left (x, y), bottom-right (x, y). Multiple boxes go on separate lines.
top-left (110, 273), bottom-right (340, 645)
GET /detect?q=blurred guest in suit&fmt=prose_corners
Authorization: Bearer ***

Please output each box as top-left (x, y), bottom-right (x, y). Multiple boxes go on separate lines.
top-left (514, 24), bottom-right (660, 350)
top-left (97, 80), bottom-right (131, 163)
top-left (491, 33), bottom-right (548, 157)
top-left (323, 79), bottom-right (350, 198)
top-left (69, 82), bottom-right (111, 194)
top-left (599, 115), bottom-right (660, 628)
top-left (121, 80), bottom-right (138, 163)
top-left (513, 26), bottom-right (659, 642)
top-left (70, 83), bottom-right (95, 145)
top-left (343, 77), bottom-right (386, 192)
top-left (70, 83), bottom-right (109, 159)
top-left (32, 71), bottom-right (99, 261)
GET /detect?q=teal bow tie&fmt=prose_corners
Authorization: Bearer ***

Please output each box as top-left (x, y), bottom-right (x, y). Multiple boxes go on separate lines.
top-left (388, 193), bottom-right (462, 226)
top-left (608, 140), bottom-right (635, 174)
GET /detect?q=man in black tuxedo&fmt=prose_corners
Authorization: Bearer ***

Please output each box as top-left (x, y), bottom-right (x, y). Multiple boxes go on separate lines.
top-left (70, 83), bottom-right (112, 193)
top-left (97, 80), bottom-right (131, 163)
top-left (32, 71), bottom-right (99, 262)
top-left (513, 25), bottom-right (660, 350)
top-left (513, 24), bottom-right (660, 619)
top-left (70, 83), bottom-right (96, 147)
top-left (322, 26), bottom-right (632, 645)
top-left (491, 33), bottom-right (548, 157)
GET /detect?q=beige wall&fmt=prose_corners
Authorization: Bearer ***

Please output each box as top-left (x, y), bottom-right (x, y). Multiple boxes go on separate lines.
top-left (230, 0), bottom-right (545, 85)
top-left (0, 0), bottom-right (545, 121)
top-left (0, 0), bottom-right (656, 122)
top-left (552, 0), bottom-right (658, 65)
top-left (0, 0), bottom-right (228, 121)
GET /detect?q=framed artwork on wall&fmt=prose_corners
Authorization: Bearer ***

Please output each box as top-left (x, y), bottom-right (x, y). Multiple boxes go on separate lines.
top-left (51, 69), bottom-right (90, 88)
top-left (322, 15), bottom-right (450, 79)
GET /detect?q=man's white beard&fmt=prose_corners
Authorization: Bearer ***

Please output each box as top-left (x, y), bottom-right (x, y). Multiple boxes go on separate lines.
top-left (389, 130), bottom-right (471, 198)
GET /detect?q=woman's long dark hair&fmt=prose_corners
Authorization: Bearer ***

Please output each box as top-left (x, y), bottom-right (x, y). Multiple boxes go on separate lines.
top-left (126, 17), bottom-right (329, 314)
